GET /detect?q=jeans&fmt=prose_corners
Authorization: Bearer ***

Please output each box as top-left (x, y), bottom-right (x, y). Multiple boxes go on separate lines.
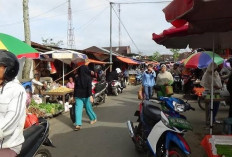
top-left (75, 97), bottom-right (97, 126)
top-left (208, 101), bottom-right (220, 122)
top-left (144, 86), bottom-right (153, 100)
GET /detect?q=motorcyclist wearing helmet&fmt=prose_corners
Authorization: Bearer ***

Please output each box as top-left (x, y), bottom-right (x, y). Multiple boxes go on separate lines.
top-left (107, 67), bottom-right (121, 82)
top-left (94, 65), bottom-right (106, 82)
top-left (0, 50), bottom-right (26, 156)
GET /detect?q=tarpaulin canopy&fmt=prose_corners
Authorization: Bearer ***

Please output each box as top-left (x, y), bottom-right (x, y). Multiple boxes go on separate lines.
top-left (117, 56), bottom-right (139, 65)
top-left (163, 0), bottom-right (232, 32)
top-left (152, 23), bottom-right (232, 49)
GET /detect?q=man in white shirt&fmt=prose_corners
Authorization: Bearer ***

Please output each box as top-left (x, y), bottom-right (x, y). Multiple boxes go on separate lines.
top-left (0, 50), bottom-right (26, 156)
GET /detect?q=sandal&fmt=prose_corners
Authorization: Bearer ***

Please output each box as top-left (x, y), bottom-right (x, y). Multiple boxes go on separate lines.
top-left (74, 125), bottom-right (81, 131)
top-left (90, 119), bottom-right (97, 125)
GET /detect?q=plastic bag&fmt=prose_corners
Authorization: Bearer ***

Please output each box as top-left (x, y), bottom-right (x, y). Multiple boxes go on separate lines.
top-left (165, 86), bottom-right (173, 95)
top-left (24, 113), bottom-right (39, 129)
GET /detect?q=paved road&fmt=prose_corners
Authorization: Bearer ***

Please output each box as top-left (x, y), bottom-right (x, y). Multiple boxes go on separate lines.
top-left (46, 85), bottom-right (229, 157)
top-left (47, 85), bottom-right (145, 157)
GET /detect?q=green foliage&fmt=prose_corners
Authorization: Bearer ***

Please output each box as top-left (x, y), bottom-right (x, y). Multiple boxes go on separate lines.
top-left (150, 51), bottom-right (161, 61)
top-left (42, 38), bottom-right (64, 47)
top-left (170, 49), bottom-right (180, 62)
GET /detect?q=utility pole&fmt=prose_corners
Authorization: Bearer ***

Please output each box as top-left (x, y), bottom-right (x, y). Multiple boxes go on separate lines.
top-left (118, 4), bottom-right (121, 48)
top-left (22, 0), bottom-right (32, 79)
top-left (110, 2), bottom-right (113, 72)
top-left (67, 0), bottom-right (76, 49)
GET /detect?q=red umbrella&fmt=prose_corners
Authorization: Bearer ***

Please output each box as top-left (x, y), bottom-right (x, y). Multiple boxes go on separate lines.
top-left (163, 0), bottom-right (232, 32)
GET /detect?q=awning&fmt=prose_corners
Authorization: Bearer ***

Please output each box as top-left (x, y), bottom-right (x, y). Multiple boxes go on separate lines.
top-left (117, 56), bottom-right (139, 65)
top-left (88, 59), bottom-right (106, 64)
top-left (163, 0), bottom-right (232, 32)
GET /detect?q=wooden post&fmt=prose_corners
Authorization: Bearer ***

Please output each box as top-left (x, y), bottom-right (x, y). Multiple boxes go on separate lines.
top-left (22, 0), bottom-right (33, 79)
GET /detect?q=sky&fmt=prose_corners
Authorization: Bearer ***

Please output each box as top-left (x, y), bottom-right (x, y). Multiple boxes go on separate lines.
top-left (0, 0), bottom-right (189, 55)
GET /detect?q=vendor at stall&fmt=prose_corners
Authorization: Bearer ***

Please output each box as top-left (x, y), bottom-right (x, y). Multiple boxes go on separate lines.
top-left (66, 77), bottom-right (75, 89)
top-left (32, 74), bottom-right (45, 95)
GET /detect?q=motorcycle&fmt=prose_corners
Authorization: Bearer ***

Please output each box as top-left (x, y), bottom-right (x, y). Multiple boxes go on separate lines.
top-left (127, 96), bottom-right (195, 157)
top-left (135, 73), bottom-right (142, 85)
top-left (92, 80), bottom-right (108, 105)
top-left (18, 118), bottom-right (54, 157)
top-left (108, 80), bottom-right (123, 96)
top-left (172, 75), bottom-right (182, 93)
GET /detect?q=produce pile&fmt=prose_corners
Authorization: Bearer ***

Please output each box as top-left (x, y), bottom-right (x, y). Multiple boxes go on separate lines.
top-left (28, 100), bottom-right (64, 118)
top-left (48, 87), bottom-right (73, 93)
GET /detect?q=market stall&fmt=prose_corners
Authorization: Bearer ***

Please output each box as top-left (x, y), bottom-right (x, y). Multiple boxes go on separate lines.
top-left (41, 86), bottom-right (74, 105)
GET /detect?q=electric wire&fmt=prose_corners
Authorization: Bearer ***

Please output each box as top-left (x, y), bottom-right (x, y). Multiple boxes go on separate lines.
top-left (77, 6), bottom-right (109, 31)
top-left (112, 5), bottom-right (141, 53)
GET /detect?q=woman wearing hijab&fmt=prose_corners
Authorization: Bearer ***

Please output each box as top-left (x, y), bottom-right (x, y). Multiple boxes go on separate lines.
top-left (74, 65), bottom-right (97, 131)
top-left (156, 64), bottom-right (174, 97)
top-left (200, 62), bottom-right (222, 123)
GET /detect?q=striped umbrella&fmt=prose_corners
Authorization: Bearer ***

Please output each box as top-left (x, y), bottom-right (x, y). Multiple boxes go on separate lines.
top-left (184, 51), bottom-right (224, 69)
top-left (0, 33), bottom-right (39, 59)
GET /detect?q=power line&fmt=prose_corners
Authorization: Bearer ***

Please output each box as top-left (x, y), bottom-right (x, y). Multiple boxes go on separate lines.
top-left (112, 5), bottom-right (141, 53)
top-left (77, 6), bottom-right (109, 31)
top-left (110, 1), bottom-right (171, 4)
top-left (0, 1), bottom-right (68, 27)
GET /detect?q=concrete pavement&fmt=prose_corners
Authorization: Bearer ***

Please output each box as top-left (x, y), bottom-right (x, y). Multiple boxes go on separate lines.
top-left (46, 85), bottom-right (229, 157)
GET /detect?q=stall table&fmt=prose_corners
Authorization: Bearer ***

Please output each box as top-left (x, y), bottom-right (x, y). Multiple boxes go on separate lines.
top-left (42, 89), bottom-right (74, 105)
top-left (201, 135), bottom-right (232, 157)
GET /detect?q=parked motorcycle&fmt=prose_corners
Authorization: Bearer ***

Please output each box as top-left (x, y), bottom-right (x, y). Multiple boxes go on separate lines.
top-left (135, 73), bottom-right (142, 85)
top-left (108, 80), bottom-right (123, 96)
top-left (18, 118), bottom-right (54, 157)
top-left (172, 75), bottom-right (182, 93)
top-left (127, 96), bottom-right (195, 157)
top-left (92, 80), bottom-right (108, 105)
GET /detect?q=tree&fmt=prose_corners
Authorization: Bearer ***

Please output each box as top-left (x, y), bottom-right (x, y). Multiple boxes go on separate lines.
top-left (170, 49), bottom-right (180, 62)
top-left (42, 38), bottom-right (64, 47)
top-left (149, 51), bottom-right (161, 61)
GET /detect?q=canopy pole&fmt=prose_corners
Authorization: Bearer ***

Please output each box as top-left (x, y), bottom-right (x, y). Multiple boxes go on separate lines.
top-left (63, 62), bottom-right (65, 86)
top-left (210, 34), bottom-right (215, 135)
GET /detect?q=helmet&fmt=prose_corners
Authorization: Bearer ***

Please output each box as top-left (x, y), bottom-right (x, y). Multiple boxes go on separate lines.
top-left (94, 65), bottom-right (102, 72)
top-left (0, 50), bottom-right (19, 81)
top-left (116, 68), bottom-right (121, 73)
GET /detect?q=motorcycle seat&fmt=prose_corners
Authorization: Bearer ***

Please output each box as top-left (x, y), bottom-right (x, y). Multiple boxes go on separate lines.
top-left (19, 125), bottom-right (45, 156)
top-left (143, 100), bottom-right (161, 126)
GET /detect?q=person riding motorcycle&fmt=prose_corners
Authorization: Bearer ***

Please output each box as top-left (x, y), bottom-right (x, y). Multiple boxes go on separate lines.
top-left (94, 65), bottom-right (106, 82)
top-left (0, 50), bottom-right (26, 157)
top-left (107, 68), bottom-right (121, 82)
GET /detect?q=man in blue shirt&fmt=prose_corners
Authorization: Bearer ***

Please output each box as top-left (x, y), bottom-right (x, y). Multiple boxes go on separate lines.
top-left (142, 64), bottom-right (156, 100)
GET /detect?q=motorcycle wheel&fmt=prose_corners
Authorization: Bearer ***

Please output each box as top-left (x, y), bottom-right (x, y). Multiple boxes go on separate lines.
top-left (198, 96), bottom-right (205, 110)
top-left (113, 90), bottom-right (118, 96)
top-left (103, 92), bottom-right (106, 103)
top-left (35, 148), bottom-right (52, 157)
top-left (168, 146), bottom-right (190, 157)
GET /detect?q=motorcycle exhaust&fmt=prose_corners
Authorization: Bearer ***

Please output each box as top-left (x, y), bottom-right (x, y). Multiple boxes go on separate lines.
top-left (126, 121), bottom-right (135, 138)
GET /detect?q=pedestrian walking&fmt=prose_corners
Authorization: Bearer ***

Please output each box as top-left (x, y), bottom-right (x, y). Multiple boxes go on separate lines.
top-left (156, 64), bottom-right (174, 97)
top-left (200, 62), bottom-right (222, 123)
top-left (142, 64), bottom-right (156, 100)
top-left (74, 65), bottom-right (97, 131)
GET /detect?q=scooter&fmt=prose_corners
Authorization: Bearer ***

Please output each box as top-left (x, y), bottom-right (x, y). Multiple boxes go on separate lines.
top-left (172, 75), bottom-right (182, 93)
top-left (135, 73), bottom-right (142, 85)
top-left (108, 80), bottom-right (123, 96)
top-left (18, 118), bottom-right (54, 157)
top-left (92, 80), bottom-right (108, 105)
top-left (127, 97), bottom-right (195, 157)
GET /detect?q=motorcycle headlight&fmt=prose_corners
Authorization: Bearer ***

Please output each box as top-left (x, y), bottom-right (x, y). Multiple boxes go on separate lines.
top-left (173, 102), bottom-right (185, 112)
